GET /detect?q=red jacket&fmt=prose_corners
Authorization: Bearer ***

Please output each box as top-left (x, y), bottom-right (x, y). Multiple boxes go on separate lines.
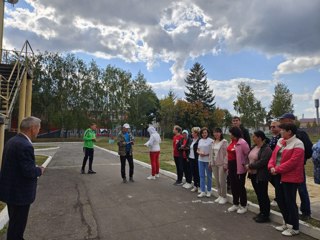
top-left (173, 134), bottom-right (183, 157)
top-left (268, 135), bottom-right (305, 183)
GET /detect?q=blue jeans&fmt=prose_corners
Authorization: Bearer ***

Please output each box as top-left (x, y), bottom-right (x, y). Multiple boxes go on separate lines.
top-left (298, 169), bottom-right (311, 216)
top-left (198, 161), bottom-right (212, 193)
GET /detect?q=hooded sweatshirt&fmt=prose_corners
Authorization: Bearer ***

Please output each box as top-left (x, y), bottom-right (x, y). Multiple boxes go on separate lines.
top-left (145, 126), bottom-right (161, 152)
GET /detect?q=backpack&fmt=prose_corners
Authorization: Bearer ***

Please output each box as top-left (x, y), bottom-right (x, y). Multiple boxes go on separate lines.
top-left (312, 140), bottom-right (320, 184)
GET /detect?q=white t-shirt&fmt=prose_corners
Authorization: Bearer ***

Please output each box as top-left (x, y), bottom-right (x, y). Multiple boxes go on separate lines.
top-left (198, 137), bottom-right (213, 162)
top-left (189, 138), bottom-right (198, 159)
top-left (212, 140), bottom-right (224, 162)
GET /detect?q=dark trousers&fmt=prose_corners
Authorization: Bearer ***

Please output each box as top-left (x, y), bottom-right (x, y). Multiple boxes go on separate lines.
top-left (120, 152), bottom-right (134, 179)
top-left (269, 174), bottom-right (278, 202)
top-left (82, 147), bottom-right (94, 171)
top-left (228, 160), bottom-right (247, 206)
top-left (298, 169), bottom-right (311, 216)
top-left (182, 158), bottom-right (192, 184)
top-left (7, 204), bottom-right (30, 240)
top-left (275, 177), bottom-right (299, 230)
top-left (189, 158), bottom-right (200, 187)
top-left (174, 156), bottom-right (183, 182)
top-left (251, 174), bottom-right (270, 217)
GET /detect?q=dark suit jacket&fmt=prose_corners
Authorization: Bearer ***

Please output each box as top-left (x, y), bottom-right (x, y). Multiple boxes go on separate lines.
top-left (0, 134), bottom-right (42, 205)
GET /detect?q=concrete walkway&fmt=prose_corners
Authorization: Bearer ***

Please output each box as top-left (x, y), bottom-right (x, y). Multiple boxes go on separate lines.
top-left (2, 143), bottom-right (317, 240)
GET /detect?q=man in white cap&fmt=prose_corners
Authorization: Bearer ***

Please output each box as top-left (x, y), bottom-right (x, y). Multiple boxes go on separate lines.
top-left (117, 123), bottom-right (135, 183)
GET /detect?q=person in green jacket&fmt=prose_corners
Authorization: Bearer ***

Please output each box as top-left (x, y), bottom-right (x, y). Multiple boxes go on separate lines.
top-left (81, 123), bottom-right (97, 174)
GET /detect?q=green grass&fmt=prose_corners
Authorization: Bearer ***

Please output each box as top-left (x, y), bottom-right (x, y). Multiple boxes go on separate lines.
top-left (36, 155), bottom-right (48, 166)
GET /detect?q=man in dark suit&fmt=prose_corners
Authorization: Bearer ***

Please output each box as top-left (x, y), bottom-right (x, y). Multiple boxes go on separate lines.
top-left (0, 116), bottom-right (45, 240)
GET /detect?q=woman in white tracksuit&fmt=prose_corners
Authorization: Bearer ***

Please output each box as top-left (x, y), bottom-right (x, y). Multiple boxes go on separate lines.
top-left (144, 126), bottom-right (161, 180)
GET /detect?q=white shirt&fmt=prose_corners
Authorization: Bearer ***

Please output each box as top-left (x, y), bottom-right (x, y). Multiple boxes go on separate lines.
top-left (198, 138), bottom-right (213, 162)
top-left (189, 138), bottom-right (198, 159)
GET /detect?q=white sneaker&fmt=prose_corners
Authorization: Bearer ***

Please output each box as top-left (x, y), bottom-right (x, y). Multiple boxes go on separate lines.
top-left (206, 191), bottom-right (212, 198)
top-left (183, 183), bottom-right (192, 189)
top-left (198, 188), bottom-right (201, 193)
top-left (237, 206), bottom-right (247, 214)
top-left (275, 224), bottom-right (288, 232)
top-left (214, 196), bottom-right (221, 203)
top-left (155, 174), bottom-right (160, 178)
top-left (270, 200), bottom-right (277, 207)
top-left (197, 192), bottom-right (206, 198)
top-left (282, 228), bottom-right (299, 236)
top-left (190, 186), bottom-right (198, 192)
top-left (218, 197), bottom-right (228, 205)
top-left (228, 205), bottom-right (239, 212)
top-left (147, 175), bottom-right (156, 180)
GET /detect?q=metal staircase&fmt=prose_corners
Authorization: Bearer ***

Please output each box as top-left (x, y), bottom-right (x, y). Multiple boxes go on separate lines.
top-left (0, 40), bottom-right (34, 126)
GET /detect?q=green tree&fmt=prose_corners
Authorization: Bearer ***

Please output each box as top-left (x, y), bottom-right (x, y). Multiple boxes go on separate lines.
top-left (159, 90), bottom-right (176, 137)
top-left (269, 83), bottom-right (294, 118)
top-left (233, 82), bottom-right (266, 129)
top-left (184, 62), bottom-right (215, 109)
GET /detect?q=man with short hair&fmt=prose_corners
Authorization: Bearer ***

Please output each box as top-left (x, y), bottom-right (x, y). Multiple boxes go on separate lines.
top-left (232, 116), bottom-right (251, 147)
top-left (279, 113), bottom-right (313, 220)
top-left (117, 123), bottom-right (134, 183)
top-left (0, 116), bottom-right (45, 240)
top-left (81, 123), bottom-right (97, 174)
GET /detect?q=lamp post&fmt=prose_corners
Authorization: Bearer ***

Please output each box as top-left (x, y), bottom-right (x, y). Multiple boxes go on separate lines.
top-left (0, 0), bottom-right (19, 63)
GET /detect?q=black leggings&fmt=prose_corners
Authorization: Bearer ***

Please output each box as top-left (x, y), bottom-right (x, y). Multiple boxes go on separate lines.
top-left (228, 160), bottom-right (247, 206)
top-left (82, 147), bottom-right (94, 171)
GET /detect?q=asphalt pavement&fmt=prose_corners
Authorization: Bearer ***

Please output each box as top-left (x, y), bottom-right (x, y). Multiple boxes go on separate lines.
top-left (4, 143), bottom-right (317, 240)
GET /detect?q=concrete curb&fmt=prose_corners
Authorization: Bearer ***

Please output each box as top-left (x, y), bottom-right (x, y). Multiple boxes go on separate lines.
top-left (96, 146), bottom-right (320, 239)
top-left (35, 147), bottom-right (60, 152)
top-left (0, 155), bottom-right (53, 231)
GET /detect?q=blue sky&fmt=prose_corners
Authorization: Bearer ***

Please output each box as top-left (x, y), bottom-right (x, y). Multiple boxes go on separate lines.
top-left (3, 0), bottom-right (320, 119)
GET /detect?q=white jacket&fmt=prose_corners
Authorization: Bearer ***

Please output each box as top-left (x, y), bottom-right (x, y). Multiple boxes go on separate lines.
top-left (144, 126), bottom-right (161, 152)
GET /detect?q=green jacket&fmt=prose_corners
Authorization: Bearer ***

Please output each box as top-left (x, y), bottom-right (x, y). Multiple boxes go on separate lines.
top-left (83, 128), bottom-right (96, 148)
top-left (117, 131), bottom-right (134, 156)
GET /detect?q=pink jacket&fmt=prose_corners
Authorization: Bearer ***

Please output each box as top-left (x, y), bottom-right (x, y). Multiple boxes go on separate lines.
top-left (234, 138), bottom-right (250, 174)
top-left (268, 135), bottom-right (304, 183)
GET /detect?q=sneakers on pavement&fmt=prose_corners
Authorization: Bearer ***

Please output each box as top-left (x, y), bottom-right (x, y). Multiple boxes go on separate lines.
top-left (282, 228), bottom-right (299, 236)
top-left (197, 192), bottom-right (206, 198)
top-left (129, 177), bottom-right (134, 182)
top-left (218, 197), bottom-right (227, 205)
top-left (190, 186), bottom-right (198, 192)
top-left (255, 215), bottom-right (270, 223)
top-left (88, 170), bottom-right (96, 174)
top-left (81, 169), bottom-right (85, 174)
top-left (155, 174), bottom-right (160, 178)
top-left (237, 206), bottom-right (248, 214)
top-left (214, 196), bottom-right (221, 203)
top-left (275, 224), bottom-right (288, 232)
top-left (173, 181), bottom-right (183, 186)
top-left (228, 205), bottom-right (239, 212)
top-left (183, 183), bottom-right (192, 189)
top-left (206, 191), bottom-right (211, 198)
top-left (147, 175), bottom-right (156, 180)
top-left (122, 178), bottom-right (127, 183)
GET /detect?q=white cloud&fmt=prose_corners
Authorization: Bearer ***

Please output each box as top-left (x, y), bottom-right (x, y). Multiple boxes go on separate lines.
top-left (274, 57), bottom-right (320, 77)
top-left (313, 86), bottom-right (320, 100)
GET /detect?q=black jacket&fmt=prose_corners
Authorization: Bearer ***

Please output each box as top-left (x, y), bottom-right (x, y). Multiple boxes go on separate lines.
top-left (0, 134), bottom-right (42, 205)
top-left (177, 137), bottom-right (192, 160)
top-left (240, 125), bottom-right (251, 148)
top-left (248, 143), bottom-right (272, 182)
top-left (296, 129), bottom-right (313, 164)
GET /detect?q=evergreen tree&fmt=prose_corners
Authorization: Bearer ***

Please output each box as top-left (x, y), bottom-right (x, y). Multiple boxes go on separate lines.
top-left (269, 83), bottom-right (294, 118)
top-left (184, 62), bottom-right (215, 109)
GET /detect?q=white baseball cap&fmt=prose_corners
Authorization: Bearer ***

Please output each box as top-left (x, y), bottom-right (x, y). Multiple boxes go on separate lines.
top-left (123, 123), bottom-right (130, 129)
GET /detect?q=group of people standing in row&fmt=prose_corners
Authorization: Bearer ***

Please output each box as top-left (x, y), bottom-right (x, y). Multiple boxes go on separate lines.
top-left (169, 114), bottom-right (313, 237)
top-left (80, 113), bottom-right (313, 238)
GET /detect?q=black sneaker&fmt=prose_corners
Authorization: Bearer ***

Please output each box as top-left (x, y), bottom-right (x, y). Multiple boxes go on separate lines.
top-left (88, 170), bottom-right (96, 174)
top-left (173, 181), bottom-right (183, 186)
top-left (299, 214), bottom-right (311, 221)
top-left (129, 177), bottom-right (134, 182)
top-left (122, 178), bottom-right (127, 183)
top-left (81, 169), bottom-right (85, 174)
top-left (255, 215), bottom-right (270, 223)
